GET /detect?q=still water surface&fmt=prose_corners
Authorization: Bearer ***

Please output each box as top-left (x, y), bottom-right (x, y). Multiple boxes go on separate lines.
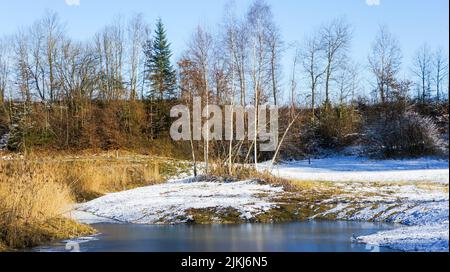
top-left (34, 221), bottom-right (397, 252)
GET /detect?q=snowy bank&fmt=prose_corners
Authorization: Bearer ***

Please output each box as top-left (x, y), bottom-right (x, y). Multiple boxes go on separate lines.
top-left (358, 223), bottom-right (449, 252)
top-left (72, 177), bottom-right (284, 224)
top-left (312, 181), bottom-right (449, 252)
top-left (262, 156), bottom-right (449, 183)
top-left (70, 156), bottom-right (449, 252)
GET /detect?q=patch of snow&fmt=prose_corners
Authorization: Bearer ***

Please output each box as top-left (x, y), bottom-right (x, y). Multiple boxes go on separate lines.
top-left (33, 234), bottom-right (100, 252)
top-left (62, 235), bottom-right (100, 244)
top-left (68, 210), bottom-right (119, 224)
top-left (316, 203), bottom-right (350, 218)
top-left (262, 156), bottom-right (449, 183)
top-left (314, 180), bottom-right (449, 252)
top-left (72, 177), bottom-right (284, 225)
top-left (349, 204), bottom-right (394, 222)
top-left (358, 223), bottom-right (449, 252)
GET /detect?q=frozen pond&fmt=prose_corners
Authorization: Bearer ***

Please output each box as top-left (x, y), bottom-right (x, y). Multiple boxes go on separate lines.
top-left (33, 221), bottom-right (398, 252)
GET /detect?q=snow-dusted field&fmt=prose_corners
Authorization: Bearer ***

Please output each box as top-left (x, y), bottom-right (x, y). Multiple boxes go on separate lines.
top-left (72, 177), bottom-right (284, 224)
top-left (262, 156), bottom-right (449, 183)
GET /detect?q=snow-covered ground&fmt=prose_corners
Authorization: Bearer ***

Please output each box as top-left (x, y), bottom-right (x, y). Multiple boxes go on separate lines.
top-left (72, 176), bottom-right (284, 224)
top-left (312, 181), bottom-right (449, 252)
top-left (261, 156), bottom-right (449, 183)
top-left (358, 224), bottom-right (449, 252)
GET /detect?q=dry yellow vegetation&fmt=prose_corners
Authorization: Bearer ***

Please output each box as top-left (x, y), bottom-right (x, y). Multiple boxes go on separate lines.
top-left (0, 152), bottom-right (171, 251)
top-left (0, 160), bottom-right (94, 250)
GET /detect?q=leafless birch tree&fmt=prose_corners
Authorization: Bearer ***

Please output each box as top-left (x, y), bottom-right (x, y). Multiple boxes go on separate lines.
top-left (368, 26), bottom-right (402, 103)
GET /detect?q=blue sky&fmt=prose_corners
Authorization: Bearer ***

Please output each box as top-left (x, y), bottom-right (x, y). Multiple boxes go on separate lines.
top-left (0, 0), bottom-right (449, 99)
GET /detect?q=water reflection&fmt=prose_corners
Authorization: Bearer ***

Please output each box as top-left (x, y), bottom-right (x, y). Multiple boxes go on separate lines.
top-left (33, 221), bottom-right (398, 252)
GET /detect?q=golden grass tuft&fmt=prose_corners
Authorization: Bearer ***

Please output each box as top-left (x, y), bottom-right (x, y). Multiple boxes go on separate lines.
top-left (0, 155), bottom-right (165, 250)
top-left (59, 160), bottom-right (163, 201)
top-left (209, 163), bottom-right (300, 191)
top-left (209, 162), bottom-right (345, 198)
top-left (0, 160), bottom-right (95, 250)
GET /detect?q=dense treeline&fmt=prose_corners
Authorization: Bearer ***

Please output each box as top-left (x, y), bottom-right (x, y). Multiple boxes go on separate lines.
top-left (0, 1), bottom-right (448, 162)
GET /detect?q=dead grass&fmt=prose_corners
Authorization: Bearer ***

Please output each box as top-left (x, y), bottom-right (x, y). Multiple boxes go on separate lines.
top-left (2, 154), bottom-right (167, 200)
top-left (58, 160), bottom-right (163, 201)
top-left (0, 153), bottom-right (173, 250)
top-left (0, 160), bottom-right (95, 250)
top-left (210, 163), bottom-right (343, 194)
top-left (415, 182), bottom-right (449, 194)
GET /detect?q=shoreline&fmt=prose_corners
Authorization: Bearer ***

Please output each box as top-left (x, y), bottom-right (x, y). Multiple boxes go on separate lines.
top-left (69, 173), bottom-right (449, 252)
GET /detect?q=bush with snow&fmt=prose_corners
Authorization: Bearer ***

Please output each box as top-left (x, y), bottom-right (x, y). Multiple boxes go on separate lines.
top-left (363, 110), bottom-right (445, 158)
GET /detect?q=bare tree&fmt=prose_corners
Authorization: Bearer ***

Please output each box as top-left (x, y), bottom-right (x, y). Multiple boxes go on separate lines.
top-left (14, 30), bottom-right (32, 102)
top-left (210, 41), bottom-right (230, 104)
top-left (57, 39), bottom-right (98, 102)
top-left (27, 20), bottom-right (45, 101)
top-left (289, 46), bottom-right (299, 117)
top-left (127, 14), bottom-right (149, 100)
top-left (368, 26), bottom-right (402, 103)
top-left (301, 33), bottom-right (326, 120)
top-left (234, 21), bottom-right (249, 106)
top-left (320, 18), bottom-right (351, 106)
top-left (265, 15), bottom-right (283, 106)
top-left (95, 18), bottom-right (125, 101)
top-left (0, 37), bottom-right (11, 103)
top-left (187, 26), bottom-right (213, 174)
top-left (412, 44), bottom-right (433, 103)
top-left (247, 0), bottom-right (271, 167)
top-left (221, 2), bottom-right (239, 174)
top-left (433, 48), bottom-right (448, 102)
top-left (26, 12), bottom-right (64, 102)
top-left (42, 11), bottom-right (64, 102)
top-left (336, 62), bottom-right (359, 105)
top-left (178, 58), bottom-right (200, 176)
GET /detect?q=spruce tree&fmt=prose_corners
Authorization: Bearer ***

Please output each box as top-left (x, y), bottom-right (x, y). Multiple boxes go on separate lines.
top-left (145, 18), bottom-right (177, 100)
